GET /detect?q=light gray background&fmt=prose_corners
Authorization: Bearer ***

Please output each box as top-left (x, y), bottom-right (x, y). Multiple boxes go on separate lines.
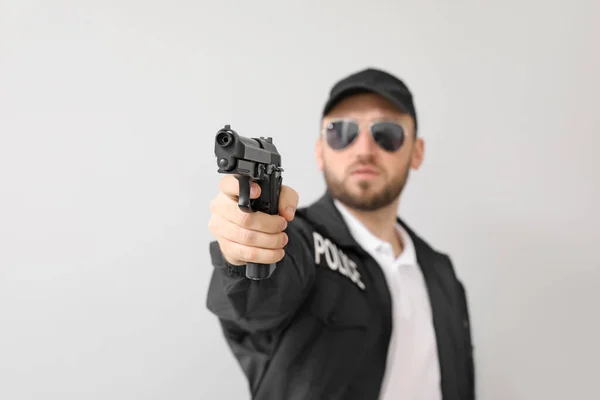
top-left (1, 1), bottom-right (599, 399)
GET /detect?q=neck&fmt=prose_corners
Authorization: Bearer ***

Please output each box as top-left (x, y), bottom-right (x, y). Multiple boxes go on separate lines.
top-left (342, 198), bottom-right (404, 257)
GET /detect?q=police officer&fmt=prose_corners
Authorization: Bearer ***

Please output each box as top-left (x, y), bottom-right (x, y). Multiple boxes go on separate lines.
top-left (207, 68), bottom-right (475, 400)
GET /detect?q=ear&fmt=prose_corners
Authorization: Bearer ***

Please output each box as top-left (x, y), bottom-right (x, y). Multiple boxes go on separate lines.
top-left (410, 137), bottom-right (424, 170)
top-left (315, 136), bottom-right (324, 171)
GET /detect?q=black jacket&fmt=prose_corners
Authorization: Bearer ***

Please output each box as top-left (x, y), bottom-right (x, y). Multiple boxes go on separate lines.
top-left (207, 193), bottom-right (475, 400)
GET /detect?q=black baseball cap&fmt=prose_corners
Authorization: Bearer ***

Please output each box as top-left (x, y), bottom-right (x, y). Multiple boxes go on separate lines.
top-left (322, 67), bottom-right (418, 131)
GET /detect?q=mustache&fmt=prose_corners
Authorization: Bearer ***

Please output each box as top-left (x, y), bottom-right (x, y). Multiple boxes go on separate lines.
top-left (346, 163), bottom-right (385, 176)
top-left (347, 159), bottom-right (383, 173)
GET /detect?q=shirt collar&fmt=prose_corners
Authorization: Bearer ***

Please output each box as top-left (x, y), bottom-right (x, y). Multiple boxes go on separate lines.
top-left (334, 199), bottom-right (418, 266)
top-left (395, 221), bottom-right (418, 266)
top-left (333, 199), bottom-right (385, 253)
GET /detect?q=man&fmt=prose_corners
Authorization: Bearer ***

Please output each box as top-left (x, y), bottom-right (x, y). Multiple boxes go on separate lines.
top-left (206, 67), bottom-right (475, 400)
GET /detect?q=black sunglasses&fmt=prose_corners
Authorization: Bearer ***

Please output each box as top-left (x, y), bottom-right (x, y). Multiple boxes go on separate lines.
top-left (324, 119), bottom-right (406, 152)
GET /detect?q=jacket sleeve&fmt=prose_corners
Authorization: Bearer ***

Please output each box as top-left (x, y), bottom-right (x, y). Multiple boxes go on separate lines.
top-left (205, 218), bottom-right (316, 333)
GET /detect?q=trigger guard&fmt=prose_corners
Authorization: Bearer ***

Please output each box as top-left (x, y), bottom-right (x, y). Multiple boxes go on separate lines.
top-left (236, 175), bottom-right (253, 213)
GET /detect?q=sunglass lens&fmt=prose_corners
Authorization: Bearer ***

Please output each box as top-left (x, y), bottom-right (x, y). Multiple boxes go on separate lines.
top-left (325, 121), bottom-right (359, 150)
top-left (371, 122), bottom-right (405, 152)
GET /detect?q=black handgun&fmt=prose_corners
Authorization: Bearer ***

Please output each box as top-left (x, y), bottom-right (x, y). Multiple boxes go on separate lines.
top-left (213, 124), bottom-right (284, 280)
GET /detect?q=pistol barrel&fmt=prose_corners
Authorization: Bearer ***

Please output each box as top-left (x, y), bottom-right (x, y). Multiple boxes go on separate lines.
top-left (215, 125), bottom-right (281, 174)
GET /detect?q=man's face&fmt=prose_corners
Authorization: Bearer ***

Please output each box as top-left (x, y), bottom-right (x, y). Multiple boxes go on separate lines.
top-left (315, 93), bottom-right (424, 211)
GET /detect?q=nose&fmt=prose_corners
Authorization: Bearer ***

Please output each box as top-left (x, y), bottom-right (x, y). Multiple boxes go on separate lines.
top-left (351, 126), bottom-right (378, 156)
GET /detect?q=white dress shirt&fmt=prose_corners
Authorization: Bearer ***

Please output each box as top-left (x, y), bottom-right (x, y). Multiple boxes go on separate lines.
top-left (334, 200), bottom-right (442, 400)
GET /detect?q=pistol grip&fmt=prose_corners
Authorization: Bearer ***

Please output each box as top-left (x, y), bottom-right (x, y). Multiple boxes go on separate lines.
top-left (234, 172), bottom-right (282, 280)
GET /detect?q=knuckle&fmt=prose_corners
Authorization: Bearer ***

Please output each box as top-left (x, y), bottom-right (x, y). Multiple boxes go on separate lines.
top-left (241, 246), bottom-right (257, 262)
top-left (233, 244), bottom-right (246, 261)
top-left (273, 249), bottom-right (286, 263)
top-left (269, 216), bottom-right (284, 233)
top-left (240, 228), bottom-right (256, 245)
top-left (272, 233), bottom-right (284, 248)
top-left (219, 240), bottom-right (241, 265)
top-left (217, 239), bottom-right (231, 256)
top-left (238, 211), bottom-right (253, 228)
top-left (280, 233), bottom-right (288, 247)
top-left (280, 217), bottom-right (289, 231)
top-left (264, 249), bottom-right (283, 264)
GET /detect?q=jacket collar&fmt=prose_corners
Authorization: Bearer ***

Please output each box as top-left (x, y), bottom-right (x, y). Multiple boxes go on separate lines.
top-left (301, 192), bottom-right (439, 270)
top-left (301, 192), bottom-right (360, 248)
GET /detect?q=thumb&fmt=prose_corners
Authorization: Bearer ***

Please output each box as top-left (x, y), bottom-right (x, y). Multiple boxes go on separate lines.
top-left (278, 185), bottom-right (299, 222)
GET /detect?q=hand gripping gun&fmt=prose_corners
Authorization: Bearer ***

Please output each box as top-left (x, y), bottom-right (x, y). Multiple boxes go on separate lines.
top-left (213, 124), bottom-right (284, 280)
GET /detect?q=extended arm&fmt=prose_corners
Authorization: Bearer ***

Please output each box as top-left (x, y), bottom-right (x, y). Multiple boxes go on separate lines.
top-left (206, 217), bottom-right (315, 333)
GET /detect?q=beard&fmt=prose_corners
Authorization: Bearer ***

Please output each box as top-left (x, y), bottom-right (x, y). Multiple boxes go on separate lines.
top-left (323, 159), bottom-right (410, 211)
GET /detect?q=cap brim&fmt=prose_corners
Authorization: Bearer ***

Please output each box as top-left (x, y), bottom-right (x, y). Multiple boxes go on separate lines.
top-left (322, 84), bottom-right (411, 116)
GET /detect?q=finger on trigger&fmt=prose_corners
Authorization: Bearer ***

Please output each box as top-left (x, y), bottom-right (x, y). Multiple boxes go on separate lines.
top-left (250, 182), bottom-right (261, 199)
top-left (223, 198), bottom-right (288, 233)
top-left (221, 174), bottom-right (261, 200)
top-left (220, 175), bottom-right (240, 199)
